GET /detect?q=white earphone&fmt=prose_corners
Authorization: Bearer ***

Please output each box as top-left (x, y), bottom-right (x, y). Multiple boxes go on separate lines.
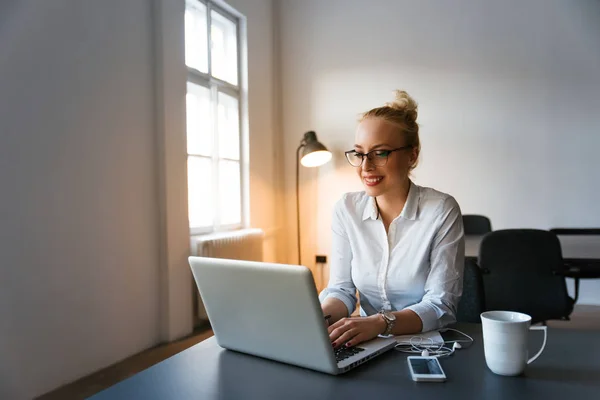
top-left (420, 341), bottom-right (461, 358)
top-left (395, 328), bottom-right (473, 358)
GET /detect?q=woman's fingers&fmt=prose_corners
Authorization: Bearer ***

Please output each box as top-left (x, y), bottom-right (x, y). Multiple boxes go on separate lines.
top-left (344, 332), bottom-right (370, 347)
top-left (328, 318), bottom-right (356, 342)
top-left (327, 317), bottom-right (348, 334)
top-left (328, 325), bottom-right (347, 343)
top-left (327, 319), bottom-right (346, 341)
top-left (329, 318), bottom-right (366, 347)
top-left (332, 328), bottom-right (360, 348)
top-left (327, 316), bottom-right (381, 348)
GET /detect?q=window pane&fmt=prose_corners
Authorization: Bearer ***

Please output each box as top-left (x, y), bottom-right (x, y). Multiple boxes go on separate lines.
top-left (186, 82), bottom-right (212, 156)
top-left (217, 92), bottom-right (240, 160)
top-left (211, 10), bottom-right (238, 85)
top-left (185, 1), bottom-right (208, 73)
top-left (218, 160), bottom-right (241, 225)
top-left (188, 156), bottom-right (213, 228)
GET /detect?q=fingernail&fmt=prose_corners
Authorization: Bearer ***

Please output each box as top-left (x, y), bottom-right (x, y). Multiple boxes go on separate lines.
top-left (345, 342), bottom-right (351, 347)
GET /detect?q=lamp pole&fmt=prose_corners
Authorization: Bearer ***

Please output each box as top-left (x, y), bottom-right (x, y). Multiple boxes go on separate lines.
top-left (296, 141), bottom-right (304, 266)
top-left (295, 131), bottom-right (331, 267)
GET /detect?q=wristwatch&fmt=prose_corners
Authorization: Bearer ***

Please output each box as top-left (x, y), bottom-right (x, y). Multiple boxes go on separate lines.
top-left (379, 310), bottom-right (396, 336)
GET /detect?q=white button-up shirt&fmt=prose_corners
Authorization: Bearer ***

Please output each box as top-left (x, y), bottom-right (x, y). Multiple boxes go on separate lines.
top-left (319, 182), bottom-right (465, 332)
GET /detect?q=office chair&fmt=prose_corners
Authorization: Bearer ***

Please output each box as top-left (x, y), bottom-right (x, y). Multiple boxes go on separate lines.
top-left (463, 215), bottom-right (492, 235)
top-left (456, 258), bottom-right (486, 323)
top-left (478, 229), bottom-right (574, 324)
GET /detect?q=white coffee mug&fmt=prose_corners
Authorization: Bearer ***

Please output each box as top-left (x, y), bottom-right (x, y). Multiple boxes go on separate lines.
top-left (480, 311), bottom-right (547, 376)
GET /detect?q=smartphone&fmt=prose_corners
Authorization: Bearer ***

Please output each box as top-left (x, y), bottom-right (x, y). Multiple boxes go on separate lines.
top-left (407, 356), bottom-right (447, 382)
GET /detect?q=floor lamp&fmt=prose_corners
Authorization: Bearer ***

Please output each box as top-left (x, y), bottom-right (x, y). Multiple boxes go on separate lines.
top-left (296, 131), bottom-right (332, 266)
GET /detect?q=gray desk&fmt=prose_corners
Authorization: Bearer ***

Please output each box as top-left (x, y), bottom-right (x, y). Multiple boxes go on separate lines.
top-left (558, 235), bottom-right (600, 260)
top-left (464, 234), bottom-right (600, 260)
top-left (90, 324), bottom-right (600, 399)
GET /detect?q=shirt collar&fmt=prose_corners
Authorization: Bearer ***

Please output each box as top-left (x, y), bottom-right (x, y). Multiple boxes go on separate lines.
top-left (362, 196), bottom-right (379, 221)
top-left (400, 181), bottom-right (419, 220)
top-left (361, 181), bottom-right (419, 221)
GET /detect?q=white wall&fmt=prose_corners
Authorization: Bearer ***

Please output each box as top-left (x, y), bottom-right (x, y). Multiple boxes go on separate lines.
top-left (277, 0), bottom-right (600, 301)
top-left (0, 1), bottom-right (161, 398)
top-left (0, 0), bottom-right (280, 397)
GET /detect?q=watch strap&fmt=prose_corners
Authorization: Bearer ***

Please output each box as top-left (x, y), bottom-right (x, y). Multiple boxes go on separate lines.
top-left (379, 311), bottom-right (395, 336)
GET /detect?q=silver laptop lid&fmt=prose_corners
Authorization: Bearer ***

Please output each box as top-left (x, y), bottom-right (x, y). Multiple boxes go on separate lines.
top-left (188, 257), bottom-right (339, 374)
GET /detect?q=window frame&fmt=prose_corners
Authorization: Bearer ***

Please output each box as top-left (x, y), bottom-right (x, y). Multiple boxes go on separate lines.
top-left (185, 0), bottom-right (247, 235)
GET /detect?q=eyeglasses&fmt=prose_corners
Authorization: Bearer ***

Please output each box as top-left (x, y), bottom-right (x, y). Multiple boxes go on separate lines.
top-left (344, 146), bottom-right (412, 167)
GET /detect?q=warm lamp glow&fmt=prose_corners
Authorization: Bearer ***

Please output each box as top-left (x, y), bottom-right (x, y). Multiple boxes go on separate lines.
top-left (300, 150), bottom-right (332, 167)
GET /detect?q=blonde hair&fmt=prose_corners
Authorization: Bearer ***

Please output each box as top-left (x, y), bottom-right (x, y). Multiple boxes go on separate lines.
top-left (360, 90), bottom-right (420, 170)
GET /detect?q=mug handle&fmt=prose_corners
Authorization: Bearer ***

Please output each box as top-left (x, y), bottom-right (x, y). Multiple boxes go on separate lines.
top-left (527, 325), bottom-right (547, 364)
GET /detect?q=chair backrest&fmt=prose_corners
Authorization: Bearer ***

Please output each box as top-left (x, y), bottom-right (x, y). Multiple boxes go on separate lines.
top-left (463, 215), bottom-right (492, 235)
top-left (456, 258), bottom-right (486, 323)
top-left (478, 229), bottom-right (573, 323)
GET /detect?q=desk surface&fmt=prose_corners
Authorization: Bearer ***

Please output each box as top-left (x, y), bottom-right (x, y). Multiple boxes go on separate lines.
top-left (90, 324), bottom-right (600, 400)
top-left (465, 234), bottom-right (600, 260)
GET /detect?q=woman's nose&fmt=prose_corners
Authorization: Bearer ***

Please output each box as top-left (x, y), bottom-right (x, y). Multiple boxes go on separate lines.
top-left (361, 157), bottom-right (375, 171)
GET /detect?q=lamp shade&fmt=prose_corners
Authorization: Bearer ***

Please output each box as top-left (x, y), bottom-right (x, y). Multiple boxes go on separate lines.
top-left (300, 131), bottom-right (332, 167)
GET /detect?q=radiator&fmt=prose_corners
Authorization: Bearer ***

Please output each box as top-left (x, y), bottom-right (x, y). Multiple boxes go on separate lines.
top-left (195, 228), bottom-right (265, 262)
top-left (192, 228), bottom-right (265, 322)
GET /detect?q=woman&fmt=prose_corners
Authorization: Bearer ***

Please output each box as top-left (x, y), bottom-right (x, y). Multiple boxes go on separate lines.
top-left (319, 90), bottom-right (464, 349)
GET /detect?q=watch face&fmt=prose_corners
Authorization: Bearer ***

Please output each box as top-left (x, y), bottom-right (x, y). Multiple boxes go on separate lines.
top-left (385, 312), bottom-right (396, 322)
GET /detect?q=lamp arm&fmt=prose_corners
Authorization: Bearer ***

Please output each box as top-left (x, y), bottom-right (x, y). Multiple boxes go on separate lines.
top-left (296, 144), bottom-right (304, 266)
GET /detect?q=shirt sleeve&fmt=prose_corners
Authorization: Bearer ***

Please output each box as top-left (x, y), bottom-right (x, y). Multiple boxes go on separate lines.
top-left (406, 197), bottom-right (465, 332)
top-left (318, 198), bottom-right (357, 316)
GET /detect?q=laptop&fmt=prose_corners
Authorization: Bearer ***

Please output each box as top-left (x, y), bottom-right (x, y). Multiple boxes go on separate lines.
top-left (188, 256), bottom-right (397, 374)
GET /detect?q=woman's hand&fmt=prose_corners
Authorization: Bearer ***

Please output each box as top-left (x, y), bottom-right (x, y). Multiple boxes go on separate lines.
top-left (328, 315), bottom-right (387, 348)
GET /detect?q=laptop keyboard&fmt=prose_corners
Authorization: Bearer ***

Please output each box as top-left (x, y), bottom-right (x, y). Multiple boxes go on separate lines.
top-left (334, 346), bottom-right (365, 362)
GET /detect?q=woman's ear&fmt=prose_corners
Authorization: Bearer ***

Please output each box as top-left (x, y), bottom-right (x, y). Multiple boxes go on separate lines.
top-left (409, 147), bottom-right (419, 167)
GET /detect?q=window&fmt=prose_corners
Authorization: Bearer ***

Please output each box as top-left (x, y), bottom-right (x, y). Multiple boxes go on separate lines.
top-left (185, 0), bottom-right (244, 233)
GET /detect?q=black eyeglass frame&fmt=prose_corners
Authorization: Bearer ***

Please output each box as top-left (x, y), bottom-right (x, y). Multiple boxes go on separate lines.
top-left (344, 146), bottom-right (413, 167)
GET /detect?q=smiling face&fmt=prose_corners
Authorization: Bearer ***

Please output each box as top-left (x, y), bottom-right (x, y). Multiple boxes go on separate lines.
top-left (354, 117), bottom-right (417, 197)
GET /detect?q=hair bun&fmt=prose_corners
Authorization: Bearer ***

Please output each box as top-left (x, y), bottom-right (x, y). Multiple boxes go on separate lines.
top-left (385, 90), bottom-right (418, 124)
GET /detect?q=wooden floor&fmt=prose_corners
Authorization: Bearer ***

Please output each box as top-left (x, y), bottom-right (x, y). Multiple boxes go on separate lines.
top-left (37, 326), bottom-right (215, 400)
top-left (38, 305), bottom-right (600, 400)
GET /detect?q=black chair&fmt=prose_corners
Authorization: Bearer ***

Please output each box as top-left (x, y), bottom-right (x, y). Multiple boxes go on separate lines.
top-left (478, 229), bottom-right (574, 324)
top-left (463, 215), bottom-right (492, 235)
top-left (456, 258), bottom-right (486, 323)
